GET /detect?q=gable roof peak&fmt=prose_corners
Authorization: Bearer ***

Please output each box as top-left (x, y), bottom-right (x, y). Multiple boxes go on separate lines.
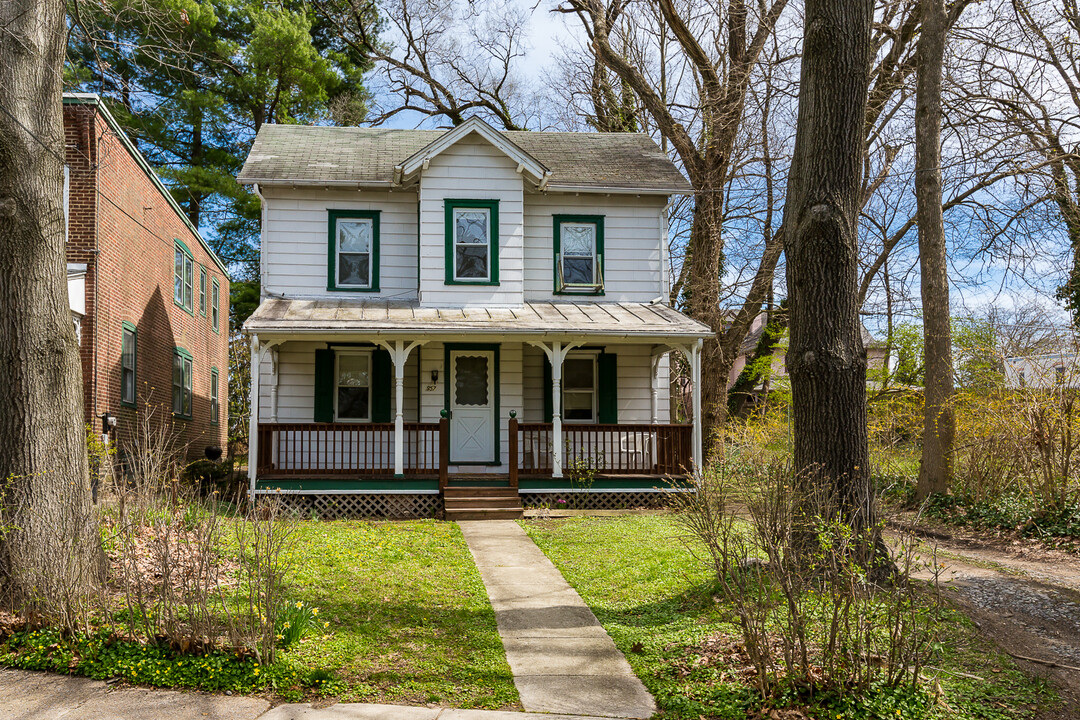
top-left (394, 116), bottom-right (550, 185)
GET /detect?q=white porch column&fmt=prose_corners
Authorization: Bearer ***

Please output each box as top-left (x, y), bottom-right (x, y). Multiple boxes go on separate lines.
top-left (380, 340), bottom-right (424, 478)
top-left (551, 341), bottom-right (563, 478)
top-left (691, 338), bottom-right (703, 470)
top-left (269, 346), bottom-right (280, 423)
top-left (650, 347), bottom-right (666, 425)
top-left (528, 339), bottom-right (584, 479)
top-left (247, 334), bottom-right (261, 500)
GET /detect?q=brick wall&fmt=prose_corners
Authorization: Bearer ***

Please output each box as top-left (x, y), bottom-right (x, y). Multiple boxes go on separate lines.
top-left (64, 102), bottom-right (230, 463)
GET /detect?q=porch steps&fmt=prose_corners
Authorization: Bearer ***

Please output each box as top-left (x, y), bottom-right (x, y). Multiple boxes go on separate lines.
top-left (444, 484), bottom-right (523, 521)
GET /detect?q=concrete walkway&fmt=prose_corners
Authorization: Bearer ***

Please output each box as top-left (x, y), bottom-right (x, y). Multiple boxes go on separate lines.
top-left (0, 669), bottom-right (621, 720)
top-left (457, 521), bottom-right (656, 720)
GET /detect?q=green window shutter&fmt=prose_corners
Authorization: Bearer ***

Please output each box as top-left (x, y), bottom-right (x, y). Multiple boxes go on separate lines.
top-left (598, 352), bottom-right (618, 424)
top-left (543, 357), bottom-right (553, 423)
top-left (313, 348), bottom-right (335, 423)
top-left (372, 349), bottom-right (392, 423)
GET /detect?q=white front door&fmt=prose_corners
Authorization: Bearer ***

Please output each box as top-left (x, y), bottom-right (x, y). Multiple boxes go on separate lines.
top-left (450, 349), bottom-right (496, 463)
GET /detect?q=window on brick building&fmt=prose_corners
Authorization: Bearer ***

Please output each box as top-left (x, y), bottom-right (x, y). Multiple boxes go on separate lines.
top-left (210, 368), bottom-right (219, 425)
top-left (172, 348), bottom-right (193, 418)
top-left (121, 323), bottom-right (136, 407)
top-left (211, 279), bottom-right (220, 332)
top-left (199, 267), bottom-right (207, 317)
top-left (174, 243), bottom-right (194, 313)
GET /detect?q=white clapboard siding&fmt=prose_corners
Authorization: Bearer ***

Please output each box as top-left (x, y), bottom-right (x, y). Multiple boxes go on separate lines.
top-left (520, 343), bottom-right (670, 424)
top-left (257, 341), bottom-right (419, 423)
top-left (418, 135), bottom-right (525, 307)
top-left (261, 187), bottom-right (418, 300)
top-left (523, 193), bottom-right (667, 303)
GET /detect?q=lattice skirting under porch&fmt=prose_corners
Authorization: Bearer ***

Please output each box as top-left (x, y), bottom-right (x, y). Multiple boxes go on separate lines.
top-left (260, 493), bottom-right (444, 520)
top-left (520, 491), bottom-right (674, 511)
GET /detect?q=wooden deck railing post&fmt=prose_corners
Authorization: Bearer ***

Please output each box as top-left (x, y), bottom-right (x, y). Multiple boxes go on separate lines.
top-left (508, 413), bottom-right (518, 490)
top-left (438, 412), bottom-right (449, 491)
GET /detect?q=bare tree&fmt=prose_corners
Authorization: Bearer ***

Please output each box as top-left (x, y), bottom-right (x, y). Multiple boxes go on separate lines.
top-left (0, 0), bottom-right (102, 613)
top-left (915, 0), bottom-right (955, 498)
top-left (314, 0), bottom-right (545, 130)
top-left (784, 0), bottom-right (876, 535)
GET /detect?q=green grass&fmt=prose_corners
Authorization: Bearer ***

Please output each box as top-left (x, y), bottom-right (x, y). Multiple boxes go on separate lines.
top-left (276, 519), bottom-right (518, 708)
top-left (522, 514), bottom-right (1058, 720)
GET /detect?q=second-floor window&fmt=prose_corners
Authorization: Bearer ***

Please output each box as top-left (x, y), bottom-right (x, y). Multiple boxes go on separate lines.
top-left (199, 267), bottom-right (207, 317)
top-left (335, 351), bottom-right (371, 421)
top-left (174, 243), bottom-right (194, 312)
top-left (445, 199), bottom-right (499, 285)
top-left (554, 215), bottom-right (604, 294)
top-left (328, 210), bottom-right (380, 292)
top-left (172, 348), bottom-right (193, 418)
top-left (121, 323), bottom-right (136, 407)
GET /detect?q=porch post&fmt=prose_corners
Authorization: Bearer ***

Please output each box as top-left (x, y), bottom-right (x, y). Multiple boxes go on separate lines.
top-left (551, 340), bottom-right (563, 478)
top-left (247, 334), bottom-right (260, 501)
top-left (692, 338), bottom-right (703, 471)
top-left (269, 346), bottom-right (280, 423)
top-left (381, 340), bottom-right (424, 478)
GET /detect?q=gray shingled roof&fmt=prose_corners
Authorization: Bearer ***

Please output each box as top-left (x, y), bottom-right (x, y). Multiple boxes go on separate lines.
top-left (237, 125), bottom-right (692, 193)
top-left (244, 298), bottom-right (712, 339)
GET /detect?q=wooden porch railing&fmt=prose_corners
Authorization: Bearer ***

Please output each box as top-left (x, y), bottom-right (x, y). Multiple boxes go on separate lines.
top-left (518, 423), bottom-right (692, 475)
top-left (257, 422), bottom-right (441, 476)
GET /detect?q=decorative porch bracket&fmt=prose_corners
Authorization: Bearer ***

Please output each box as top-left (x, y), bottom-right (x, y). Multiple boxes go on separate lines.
top-left (247, 334), bottom-right (284, 500)
top-left (377, 339), bottom-right (426, 477)
top-left (668, 338), bottom-right (704, 473)
top-left (526, 338), bottom-right (585, 478)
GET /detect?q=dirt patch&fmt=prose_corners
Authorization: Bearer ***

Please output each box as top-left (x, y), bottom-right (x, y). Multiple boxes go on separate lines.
top-left (900, 523), bottom-right (1080, 719)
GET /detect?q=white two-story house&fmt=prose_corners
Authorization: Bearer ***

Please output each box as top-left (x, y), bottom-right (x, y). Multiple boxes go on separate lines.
top-left (239, 117), bottom-right (710, 519)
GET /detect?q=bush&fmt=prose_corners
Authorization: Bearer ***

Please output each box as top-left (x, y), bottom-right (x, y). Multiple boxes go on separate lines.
top-left (671, 451), bottom-right (942, 704)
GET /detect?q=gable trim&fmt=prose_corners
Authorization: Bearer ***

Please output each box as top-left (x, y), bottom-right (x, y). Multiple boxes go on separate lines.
top-left (394, 116), bottom-right (550, 183)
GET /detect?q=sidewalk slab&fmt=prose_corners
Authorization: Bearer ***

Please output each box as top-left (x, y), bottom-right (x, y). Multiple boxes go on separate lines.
top-left (0, 669), bottom-right (269, 720)
top-left (458, 520), bottom-right (656, 720)
top-left (263, 704), bottom-right (622, 720)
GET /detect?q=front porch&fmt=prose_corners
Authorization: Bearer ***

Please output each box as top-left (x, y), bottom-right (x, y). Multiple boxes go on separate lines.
top-left (243, 299), bottom-right (710, 517)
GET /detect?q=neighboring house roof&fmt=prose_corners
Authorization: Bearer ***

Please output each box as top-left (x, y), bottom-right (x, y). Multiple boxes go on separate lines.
top-left (62, 93), bottom-right (230, 278)
top-left (236, 121), bottom-right (693, 194)
top-left (244, 299), bottom-right (712, 340)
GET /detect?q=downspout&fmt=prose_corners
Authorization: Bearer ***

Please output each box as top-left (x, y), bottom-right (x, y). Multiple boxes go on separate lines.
top-left (659, 198), bottom-right (673, 305)
top-left (89, 110), bottom-right (101, 426)
top-left (252, 183), bottom-right (268, 297)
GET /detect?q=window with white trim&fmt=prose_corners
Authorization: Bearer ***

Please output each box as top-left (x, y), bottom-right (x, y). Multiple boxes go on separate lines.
top-left (563, 353), bottom-right (598, 423)
top-left (199, 267), bottom-right (207, 317)
top-left (172, 349), bottom-right (193, 418)
top-left (121, 325), bottom-right (136, 406)
top-left (174, 244), bottom-right (193, 312)
top-left (453, 207), bottom-right (491, 281)
top-left (211, 278), bottom-right (220, 332)
top-left (554, 215), bottom-right (604, 294)
top-left (210, 368), bottom-right (219, 425)
top-left (335, 216), bottom-right (374, 288)
top-left (335, 351), bottom-right (372, 421)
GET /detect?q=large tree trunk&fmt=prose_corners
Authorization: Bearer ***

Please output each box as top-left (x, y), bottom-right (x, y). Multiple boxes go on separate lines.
top-left (0, 0), bottom-right (102, 620)
top-left (783, 0), bottom-right (874, 530)
top-left (915, 0), bottom-right (954, 500)
top-left (686, 189), bottom-right (726, 452)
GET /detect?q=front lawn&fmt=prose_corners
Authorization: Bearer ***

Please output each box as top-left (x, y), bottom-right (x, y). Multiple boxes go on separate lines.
top-left (522, 514), bottom-right (1057, 720)
top-left (278, 519), bottom-right (518, 708)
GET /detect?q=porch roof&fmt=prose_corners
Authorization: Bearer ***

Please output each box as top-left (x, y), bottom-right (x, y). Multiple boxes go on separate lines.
top-left (244, 299), bottom-right (712, 342)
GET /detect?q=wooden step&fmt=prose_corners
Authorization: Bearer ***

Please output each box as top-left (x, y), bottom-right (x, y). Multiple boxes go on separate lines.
top-left (444, 486), bottom-right (517, 498)
top-left (445, 507), bottom-right (524, 521)
top-left (445, 495), bottom-right (521, 509)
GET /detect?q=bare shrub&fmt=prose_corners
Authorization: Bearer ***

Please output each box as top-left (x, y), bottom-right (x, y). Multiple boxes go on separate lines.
top-left (99, 399), bottom-right (297, 663)
top-left (672, 449), bottom-right (941, 700)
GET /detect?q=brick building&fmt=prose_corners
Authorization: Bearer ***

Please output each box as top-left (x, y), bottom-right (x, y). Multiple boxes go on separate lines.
top-left (63, 93), bottom-right (230, 462)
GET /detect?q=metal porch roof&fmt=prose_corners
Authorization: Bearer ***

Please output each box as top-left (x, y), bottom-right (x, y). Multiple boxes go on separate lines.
top-left (244, 299), bottom-right (712, 341)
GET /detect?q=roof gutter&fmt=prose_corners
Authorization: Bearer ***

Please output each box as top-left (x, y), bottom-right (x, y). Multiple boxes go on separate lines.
top-left (242, 325), bottom-right (713, 339)
top-left (238, 177), bottom-right (398, 189)
top-left (543, 183), bottom-right (692, 195)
